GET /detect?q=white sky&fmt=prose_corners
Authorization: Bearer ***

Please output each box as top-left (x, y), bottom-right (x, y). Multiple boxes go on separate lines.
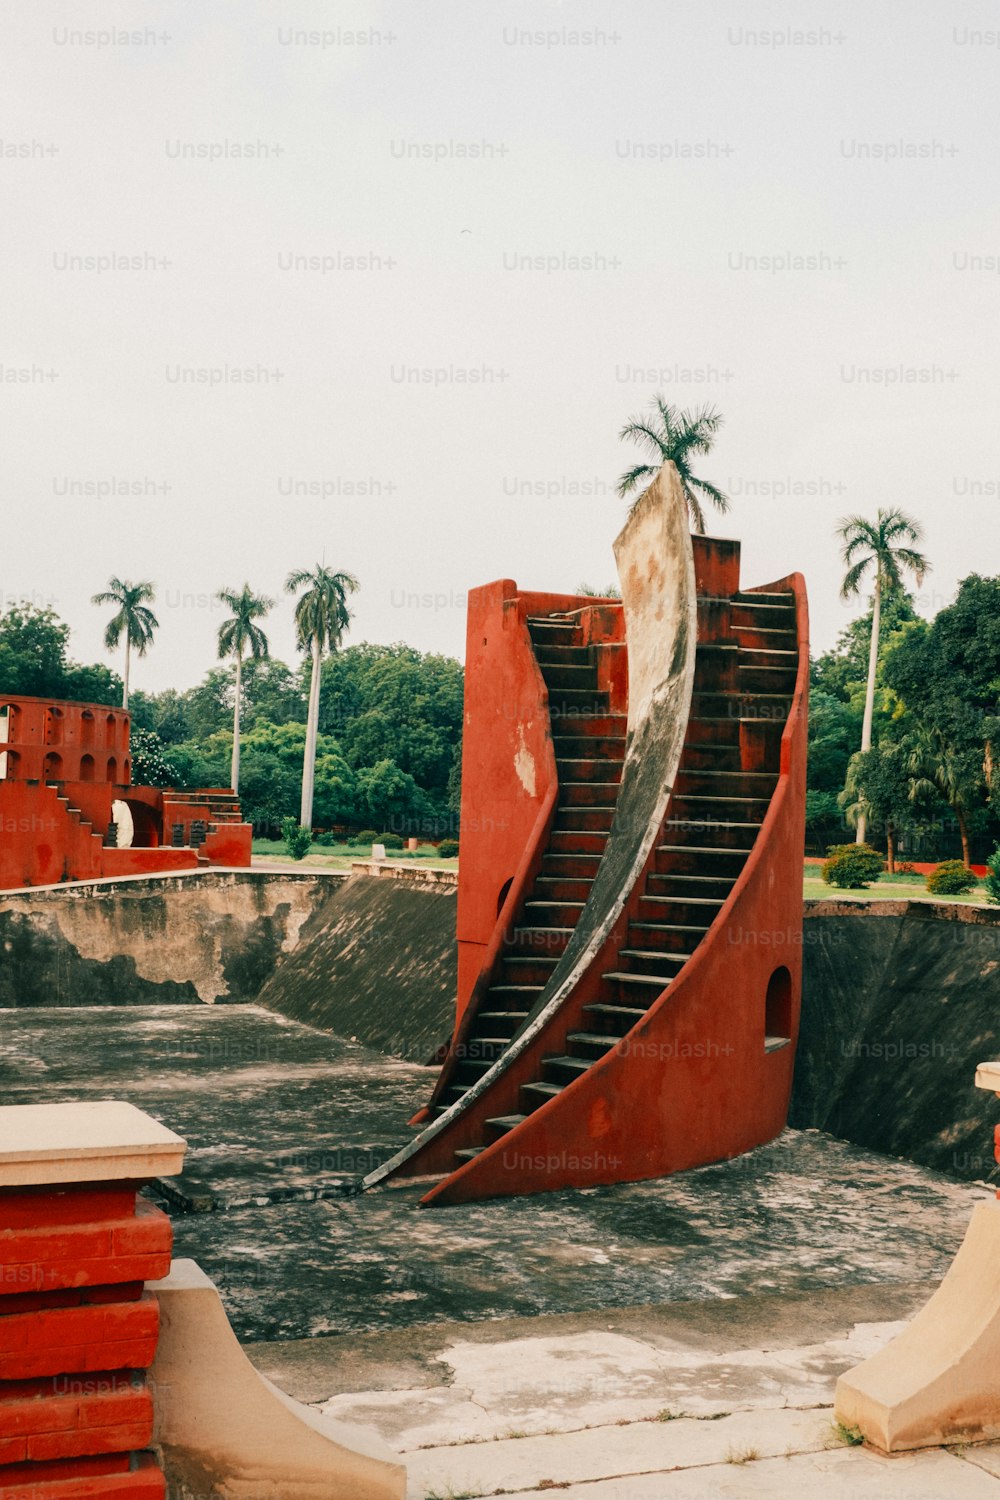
top-left (4, 0), bottom-right (999, 692)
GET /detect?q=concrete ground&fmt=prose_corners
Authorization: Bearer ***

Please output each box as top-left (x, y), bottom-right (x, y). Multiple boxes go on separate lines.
top-left (247, 1283), bottom-right (1000, 1498)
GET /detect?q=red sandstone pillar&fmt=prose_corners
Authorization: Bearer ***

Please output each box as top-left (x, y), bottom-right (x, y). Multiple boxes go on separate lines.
top-left (0, 1101), bottom-right (185, 1497)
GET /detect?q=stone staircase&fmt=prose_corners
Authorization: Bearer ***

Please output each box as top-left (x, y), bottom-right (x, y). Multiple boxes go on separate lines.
top-left (364, 484), bottom-right (808, 1204)
top-left (441, 585), bottom-right (798, 1167)
top-left (434, 609), bottom-right (628, 1116)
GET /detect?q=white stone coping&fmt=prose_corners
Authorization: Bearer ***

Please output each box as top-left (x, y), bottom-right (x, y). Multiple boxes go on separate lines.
top-left (0, 1100), bottom-right (187, 1187)
top-left (975, 1062), bottom-right (1000, 1093)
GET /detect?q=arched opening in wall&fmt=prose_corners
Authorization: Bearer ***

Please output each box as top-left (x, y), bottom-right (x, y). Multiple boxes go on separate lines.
top-left (122, 758), bottom-right (130, 783)
top-left (125, 799), bottom-right (162, 848)
top-left (79, 754), bottom-right (95, 783)
top-left (107, 756), bottom-right (118, 784)
top-left (105, 715), bottom-right (117, 749)
top-left (0, 705), bottom-right (11, 779)
top-left (2, 750), bottom-right (20, 781)
top-left (46, 707), bottom-right (64, 745)
top-left (43, 751), bottom-right (63, 783)
top-left (496, 877), bottom-right (513, 917)
top-left (80, 710), bottom-right (95, 748)
top-left (764, 965), bottom-right (793, 1052)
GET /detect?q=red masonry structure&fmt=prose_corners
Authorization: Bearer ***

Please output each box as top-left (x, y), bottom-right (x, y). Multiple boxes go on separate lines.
top-left (365, 464), bottom-right (809, 1204)
top-left (0, 1102), bottom-right (186, 1497)
top-left (0, 696), bottom-right (251, 890)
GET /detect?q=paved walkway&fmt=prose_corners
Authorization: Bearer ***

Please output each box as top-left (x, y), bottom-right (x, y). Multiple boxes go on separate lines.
top-left (248, 1283), bottom-right (1000, 1498)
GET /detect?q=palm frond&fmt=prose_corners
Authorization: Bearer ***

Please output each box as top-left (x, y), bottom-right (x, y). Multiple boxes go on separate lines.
top-left (840, 556), bottom-right (872, 599)
top-left (616, 463), bottom-right (656, 499)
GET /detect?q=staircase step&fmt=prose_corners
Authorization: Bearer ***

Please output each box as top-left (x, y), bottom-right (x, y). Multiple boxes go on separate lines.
top-left (478, 1010), bottom-right (532, 1035)
top-left (647, 873), bottom-right (736, 900)
top-left (533, 875), bottom-right (594, 902)
top-left (629, 922), bottom-right (710, 936)
top-left (765, 1036), bottom-right (792, 1054)
top-left (501, 956), bottom-right (560, 985)
top-left (524, 900), bottom-right (585, 926)
top-left (540, 664), bottom-right (599, 691)
top-left (661, 822), bottom-right (762, 851)
top-left (454, 1146), bottom-right (486, 1161)
top-left (637, 896), bottom-right (724, 926)
top-left (510, 926), bottom-right (571, 956)
top-left (484, 1113), bottom-right (527, 1137)
top-left (616, 949), bottom-right (691, 970)
top-left (561, 783), bottom-right (621, 809)
top-left (552, 733), bottom-right (626, 761)
top-left (535, 644), bottom-right (593, 666)
top-left (543, 1054), bottom-right (593, 1082)
top-left (554, 806), bottom-right (615, 833)
top-left (548, 711), bottom-right (626, 737)
top-left (671, 794), bottom-right (772, 822)
top-left (521, 1080), bottom-right (565, 1103)
top-left (556, 758), bottom-right (623, 785)
top-left (603, 968), bottom-right (677, 987)
top-left (547, 694), bottom-right (610, 719)
top-left (541, 853), bottom-right (602, 878)
top-left (675, 768), bottom-right (777, 796)
top-left (566, 1031), bottom-right (619, 1059)
top-left (583, 1002), bottom-right (648, 1032)
top-left (549, 830), bottom-right (609, 856)
top-left (528, 617), bottom-right (578, 643)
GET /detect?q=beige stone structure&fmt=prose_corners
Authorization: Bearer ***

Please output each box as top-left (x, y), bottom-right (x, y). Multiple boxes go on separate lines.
top-left (150, 1259), bottom-right (406, 1499)
top-left (835, 1061), bottom-right (1000, 1451)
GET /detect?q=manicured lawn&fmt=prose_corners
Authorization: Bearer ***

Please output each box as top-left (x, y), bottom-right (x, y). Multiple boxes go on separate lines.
top-left (804, 870), bottom-right (993, 906)
top-left (251, 838), bottom-right (458, 873)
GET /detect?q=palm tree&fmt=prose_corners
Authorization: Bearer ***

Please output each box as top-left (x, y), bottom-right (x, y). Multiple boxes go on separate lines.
top-left (616, 397), bottom-right (730, 531)
top-left (837, 508), bottom-right (929, 843)
top-left (907, 732), bottom-right (980, 868)
top-left (285, 563), bottom-right (358, 829)
top-left (216, 584), bottom-right (273, 793)
top-left (91, 578), bottom-right (158, 708)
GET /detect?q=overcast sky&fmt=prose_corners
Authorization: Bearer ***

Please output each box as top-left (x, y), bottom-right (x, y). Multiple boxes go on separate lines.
top-left (5, 0), bottom-right (999, 693)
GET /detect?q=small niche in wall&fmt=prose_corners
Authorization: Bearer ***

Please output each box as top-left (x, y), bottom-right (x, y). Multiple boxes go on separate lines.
top-left (764, 965), bottom-right (792, 1053)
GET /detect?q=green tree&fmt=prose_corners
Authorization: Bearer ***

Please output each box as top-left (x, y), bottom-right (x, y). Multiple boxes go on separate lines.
top-left (0, 603), bottom-right (121, 704)
top-left (907, 732), bottom-right (984, 868)
top-left (840, 740), bottom-right (922, 872)
top-left (91, 578), bottom-right (158, 708)
top-left (836, 510), bottom-right (929, 843)
top-left (616, 397), bottom-right (730, 531)
top-left (355, 757), bottom-right (421, 830)
top-left (286, 564), bottom-right (359, 829)
top-left (216, 584), bottom-right (272, 793)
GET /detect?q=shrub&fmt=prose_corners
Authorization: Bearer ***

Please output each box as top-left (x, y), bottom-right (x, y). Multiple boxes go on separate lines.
top-left (377, 831), bottom-right (404, 850)
top-left (821, 843), bottom-right (885, 889)
top-left (281, 818), bottom-right (313, 861)
top-left (926, 859), bottom-right (978, 896)
top-left (986, 847), bottom-right (1000, 906)
top-left (313, 830), bottom-right (336, 847)
top-left (437, 839), bottom-right (459, 859)
top-left (351, 829), bottom-right (378, 847)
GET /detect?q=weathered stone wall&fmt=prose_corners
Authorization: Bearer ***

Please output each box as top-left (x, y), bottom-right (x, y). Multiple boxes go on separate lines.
top-left (0, 870), bottom-right (332, 1006)
top-left (254, 865), bottom-right (458, 1062)
top-left (792, 900), bottom-right (1000, 1182)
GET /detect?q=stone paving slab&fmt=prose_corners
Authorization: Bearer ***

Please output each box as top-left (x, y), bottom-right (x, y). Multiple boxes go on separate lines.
top-left (406, 1407), bottom-right (835, 1496)
top-left (324, 1320), bottom-right (908, 1450)
top-left (495, 1446), bottom-right (1000, 1499)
